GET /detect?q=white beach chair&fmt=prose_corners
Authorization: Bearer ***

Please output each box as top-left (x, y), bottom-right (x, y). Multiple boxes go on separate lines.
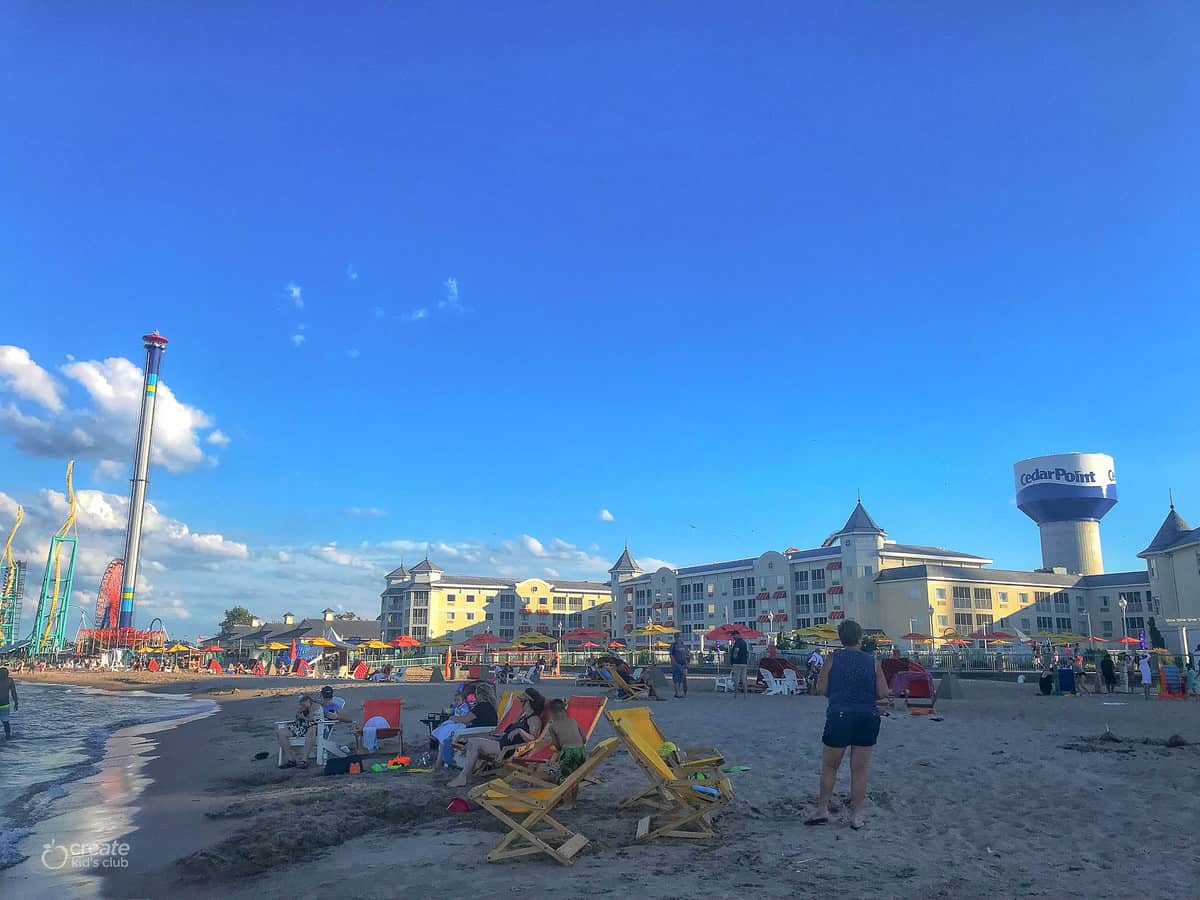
top-left (714, 672), bottom-right (735, 693)
top-left (511, 665), bottom-right (537, 685)
top-left (276, 697), bottom-right (351, 767)
top-left (760, 668), bottom-right (788, 696)
top-left (783, 669), bottom-right (805, 695)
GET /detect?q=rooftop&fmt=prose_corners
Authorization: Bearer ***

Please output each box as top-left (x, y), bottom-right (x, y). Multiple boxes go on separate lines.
top-left (875, 563), bottom-right (1148, 589)
top-left (880, 542), bottom-right (992, 562)
top-left (1139, 504), bottom-right (1198, 556)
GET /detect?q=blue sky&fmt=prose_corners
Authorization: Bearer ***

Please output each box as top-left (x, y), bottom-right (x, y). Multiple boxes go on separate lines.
top-left (1, 3), bottom-right (1197, 636)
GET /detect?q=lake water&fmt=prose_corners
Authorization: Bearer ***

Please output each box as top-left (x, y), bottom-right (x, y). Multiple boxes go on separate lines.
top-left (0, 681), bottom-right (216, 885)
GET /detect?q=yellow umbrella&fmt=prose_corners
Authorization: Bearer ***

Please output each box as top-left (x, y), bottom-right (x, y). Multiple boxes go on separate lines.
top-left (634, 623), bottom-right (678, 636)
top-left (360, 639), bottom-right (390, 650)
top-left (652, 640), bottom-right (671, 648)
top-left (165, 643), bottom-right (192, 652)
top-left (512, 632), bottom-right (558, 646)
top-left (258, 642), bottom-right (288, 651)
top-left (134, 646), bottom-right (156, 653)
top-left (422, 636), bottom-right (454, 647)
top-left (301, 637), bottom-right (338, 648)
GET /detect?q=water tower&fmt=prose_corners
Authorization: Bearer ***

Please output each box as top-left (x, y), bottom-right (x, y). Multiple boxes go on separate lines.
top-left (1014, 453), bottom-right (1117, 575)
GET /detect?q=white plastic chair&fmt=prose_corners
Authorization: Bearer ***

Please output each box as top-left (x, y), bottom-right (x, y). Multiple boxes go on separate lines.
top-left (783, 669), bottom-right (805, 695)
top-left (276, 697), bottom-right (350, 767)
top-left (714, 672), bottom-right (735, 693)
top-left (511, 665), bottom-right (537, 684)
top-left (760, 668), bottom-right (788, 696)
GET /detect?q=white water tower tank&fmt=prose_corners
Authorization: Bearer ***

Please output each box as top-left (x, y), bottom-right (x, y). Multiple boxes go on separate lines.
top-left (1014, 453), bottom-right (1117, 576)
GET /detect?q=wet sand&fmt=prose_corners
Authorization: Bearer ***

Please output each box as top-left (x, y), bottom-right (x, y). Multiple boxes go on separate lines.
top-left (9, 674), bottom-right (1200, 899)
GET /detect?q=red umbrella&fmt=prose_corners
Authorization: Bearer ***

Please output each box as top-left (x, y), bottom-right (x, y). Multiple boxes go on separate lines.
top-left (461, 633), bottom-right (503, 648)
top-left (200, 645), bottom-right (225, 653)
top-left (580, 641), bottom-right (600, 648)
top-left (705, 624), bottom-right (765, 641)
top-left (389, 635), bottom-right (420, 648)
top-left (290, 638), bottom-right (298, 661)
top-left (1081, 636), bottom-right (1108, 644)
top-left (945, 638), bottom-right (973, 646)
top-left (607, 640), bottom-right (627, 649)
top-left (900, 632), bottom-right (931, 642)
top-left (562, 627), bottom-right (606, 641)
top-left (1113, 637), bottom-right (1141, 645)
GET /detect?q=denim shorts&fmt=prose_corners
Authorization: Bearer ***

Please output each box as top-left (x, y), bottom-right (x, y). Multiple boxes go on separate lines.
top-left (822, 710), bottom-right (880, 748)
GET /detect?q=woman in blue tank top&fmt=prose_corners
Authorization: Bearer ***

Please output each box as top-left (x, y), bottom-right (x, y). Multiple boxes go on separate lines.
top-left (806, 619), bottom-right (889, 830)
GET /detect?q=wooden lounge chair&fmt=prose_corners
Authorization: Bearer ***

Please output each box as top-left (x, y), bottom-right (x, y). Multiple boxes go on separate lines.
top-left (606, 714), bottom-right (732, 841)
top-left (504, 695), bottom-right (609, 787)
top-left (469, 737), bottom-right (620, 866)
top-left (605, 706), bottom-right (724, 785)
top-left (603, 665), bottom-right (649, 701)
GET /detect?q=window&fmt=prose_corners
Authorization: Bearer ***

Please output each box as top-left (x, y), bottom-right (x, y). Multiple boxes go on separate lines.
top-left (1101, 620), bottom-right (1113, 637)
top-left (747, 596), bottom-right (756, 614)
top-left (813, 616), bottom-right (827, 625)
top-left (530, 586), bottom-right (538, 592)
top-left (1125, 616), bottom-right (1145, 633)
top-left (1055, 617), bottom-right (1072, 631)
top-left (1148, 559), bottom-right (1157, 578)
top-left (952, 587), bottom-right (972, 610)
top-left (1035, 592), bottom-right (1051, 612)
top-left (1021, 617), bottom-right (1031, 631)
top-left (1119, 591), bottom-right (1143, 612)
top-left (412, 609), bottom-right (429, 625)
top-left (445, 611), bottom-right (455, 620)
top-left (466, 594), bottom-right (475, 603)
top-left (863, 565), bottom-right (872, 576)
top-left (747, 576), bottom-right (756, 593)
top-left (569, 596), bottom-right (583, 610)
top-left (976, 614), bottom-right (993, 629)
top-left (954, 613), bottom-right (973, 631)
top-left (733, 599), bottom-right (746, 616)
top-left (998, 591), bottom-right (1008, 605)
top-left (466, 612), bottom-right (476, 621)
top-left (935, 587), bottom-right (947, 600)
top-left (499, 594), bottom-right (515, 609)
top-left (973, 588), bottom-right (992, 610)
top-left (446, 594), bottom-right (456, 603)
top-left (796, 617), bottom-right (811, 629)
top-left (812, 593), bottom-right (827, 614)
top-left (538, 595), bottom-right (548, 605)
top-left (680, 584), bottom-right (691, 601)
top-left (796, 594), bottom-right (811, 614)
top-left (1036, 616), bottom-right (1053, 630)
top-left (1052, 592), bottom-right (1070, 613)
top-left (830, 569), bottom-right (840, 585)
top-left (499, 611), bottom-right (514, 625)
top-left (811, 570), bottom-right (826, 589)
top-left (553, 598), bottom-right (566, 611)
top-left (937, 615), bottom-right (949, 627)
top-left (794, 570), bottom-right (809, 590)
top-left (412, 591), bottom-right (429, 606)
top-left (1018, 592), bottom-right (1028, 606)
top-left (1075, 595), bottom-right (1085, 612)
top-left (411, 626), bottom-right (428, 640)
top-left (732, 578), bottom-right (745, 596)
top-left (1100, 595), bottom-right (1109, 609)
top-left (500, 627), bottom-right (514, 640)
top-left (485, 612), bottom-right (494, 621)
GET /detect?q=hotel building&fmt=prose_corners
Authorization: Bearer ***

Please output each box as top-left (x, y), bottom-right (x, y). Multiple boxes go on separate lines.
top-left (379, 557), bottom-right (614, 643)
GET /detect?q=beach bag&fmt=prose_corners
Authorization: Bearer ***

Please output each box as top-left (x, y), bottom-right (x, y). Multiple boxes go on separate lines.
top-left (323, 754), bottom-right (363, 776)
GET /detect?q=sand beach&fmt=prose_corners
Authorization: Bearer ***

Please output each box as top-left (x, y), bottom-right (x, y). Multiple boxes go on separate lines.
top-left (3, 673), bottom-right (1200, 899)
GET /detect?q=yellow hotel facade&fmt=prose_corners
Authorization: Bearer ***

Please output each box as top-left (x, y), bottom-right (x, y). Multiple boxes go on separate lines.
top-left (379, 557), bottom-right (615, 644)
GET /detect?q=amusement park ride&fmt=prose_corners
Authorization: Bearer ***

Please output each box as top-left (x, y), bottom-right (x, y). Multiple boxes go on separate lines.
top-left (0, 331), bottom-right (173, 656)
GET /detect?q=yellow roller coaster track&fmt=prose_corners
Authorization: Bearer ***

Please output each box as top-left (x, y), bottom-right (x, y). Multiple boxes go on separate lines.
top-left (1, 503), bottom-right (22, 604)
top-left (38, 460), bottom-right (78, 652)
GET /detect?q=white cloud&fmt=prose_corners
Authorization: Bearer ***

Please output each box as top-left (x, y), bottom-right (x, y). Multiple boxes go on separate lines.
top-left (439, 276), bottom-right (463, 314)
top-left (640, 556), bottom-right (677, 572)
top-left (94, 459), bottom-right (125, 480)
top-left (310, 542), bottom-right (378, 572)
top-left (344, 506), bottom-right (386, 518)
top-left (290, 334), bottom-right (306, 348)
top-left (346, 264), bottom-right (358, 281)
top-left (206, 429), bottom-right (231, 447)
top-left (410, 308), bottom-right (428, 321)
top-left (287, 282), bottom-right (304, 308)
top-left (543, 567), bottom-right (560, 578)
top-left (0, 346), bottom-right (64, 411)
top-left (347, 348), bottom-right (360, 360)
top-left (0, 349), bottom-right (221, 473)
top-left (522, 534), bottom-right (546, 557)
top-left (597, 508), bottom-right (614, 522)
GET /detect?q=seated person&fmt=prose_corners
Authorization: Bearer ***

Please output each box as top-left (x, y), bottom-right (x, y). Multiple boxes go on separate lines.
top-left (431, 687), bottom-right (473, 769)
top-left (612, 660), bottom-right (660, 700)
top-left (447, 688), bottom-right (544, 788)
top-left (275, 686), bottom-right (353, 769)
top-left (529, 698), bottom-right (587, 807)
top-left (436, 682), bottom-right (499, 770)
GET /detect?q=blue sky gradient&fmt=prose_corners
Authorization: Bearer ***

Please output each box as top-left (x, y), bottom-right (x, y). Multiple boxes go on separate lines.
top-left (1, 3), bottom-right (1197, 633)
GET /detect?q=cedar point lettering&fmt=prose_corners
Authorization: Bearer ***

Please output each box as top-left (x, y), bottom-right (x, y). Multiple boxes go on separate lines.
top-left (1019, 467), bottom-right (1111, 487)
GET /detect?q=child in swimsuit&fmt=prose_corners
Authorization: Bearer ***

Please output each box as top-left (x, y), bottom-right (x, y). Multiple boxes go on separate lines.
top-left (534, 699), bottom-right (587, 807)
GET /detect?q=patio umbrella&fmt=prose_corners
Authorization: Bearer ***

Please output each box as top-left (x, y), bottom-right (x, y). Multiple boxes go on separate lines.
top-left (511, 632), bottom-right (557, 644)
top-left (652, 640), bottom-right (671, 648)
top-left (258, 641), bottom-right (288, 651)
top-left (580, 641), bottom-right (600, 648)
top-left (945, 639), bottom-right (973, 646)
top-left (606, 640), bottom-right (627, 649)
top-left (165, 643), bottom-right (192, 652)
top-left (423, 636), bottom-right (454, 647)
top-left (302, 637), bottom-right (338, 648)
top-left (1113, 637), bottom-right (1141, 645)
top-left (1080, 636), bottom-right (1109, 644)
top-left (704, 624), bottom-right (765, 641)
top-left (389, 635), bottom-right (421, 648)
top-left (360, 640), bottom-right (390, 650)
top-left (200, 645), bottom-right (225, 653)
top-left (634, 623), bottom-right (678, 636)
top-left (561, 627), bottom-right (606, 641)
top-left (462, 633), bottom-right (503, 646)
top-left (900, 632), bottom-right (931, 642)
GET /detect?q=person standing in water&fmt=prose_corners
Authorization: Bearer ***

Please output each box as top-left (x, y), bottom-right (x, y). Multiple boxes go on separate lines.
top-left (0, 667), bottom-right (18, 740)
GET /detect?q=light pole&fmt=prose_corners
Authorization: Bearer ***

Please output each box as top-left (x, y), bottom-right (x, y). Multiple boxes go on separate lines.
top-left (1118, 596), bottom-right (1129, 693)
top-left (928, 605), bottom-right (936, 663)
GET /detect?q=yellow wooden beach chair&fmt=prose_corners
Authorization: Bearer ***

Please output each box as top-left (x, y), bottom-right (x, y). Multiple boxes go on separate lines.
top-left (606, 706), bottom-right (724, 786)
top-left (605, 715), bottom-right (733, 842)
top-left (468, 737), bottom-right (620, 866)
top-left (602, 665), bottom-right (649, 700)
